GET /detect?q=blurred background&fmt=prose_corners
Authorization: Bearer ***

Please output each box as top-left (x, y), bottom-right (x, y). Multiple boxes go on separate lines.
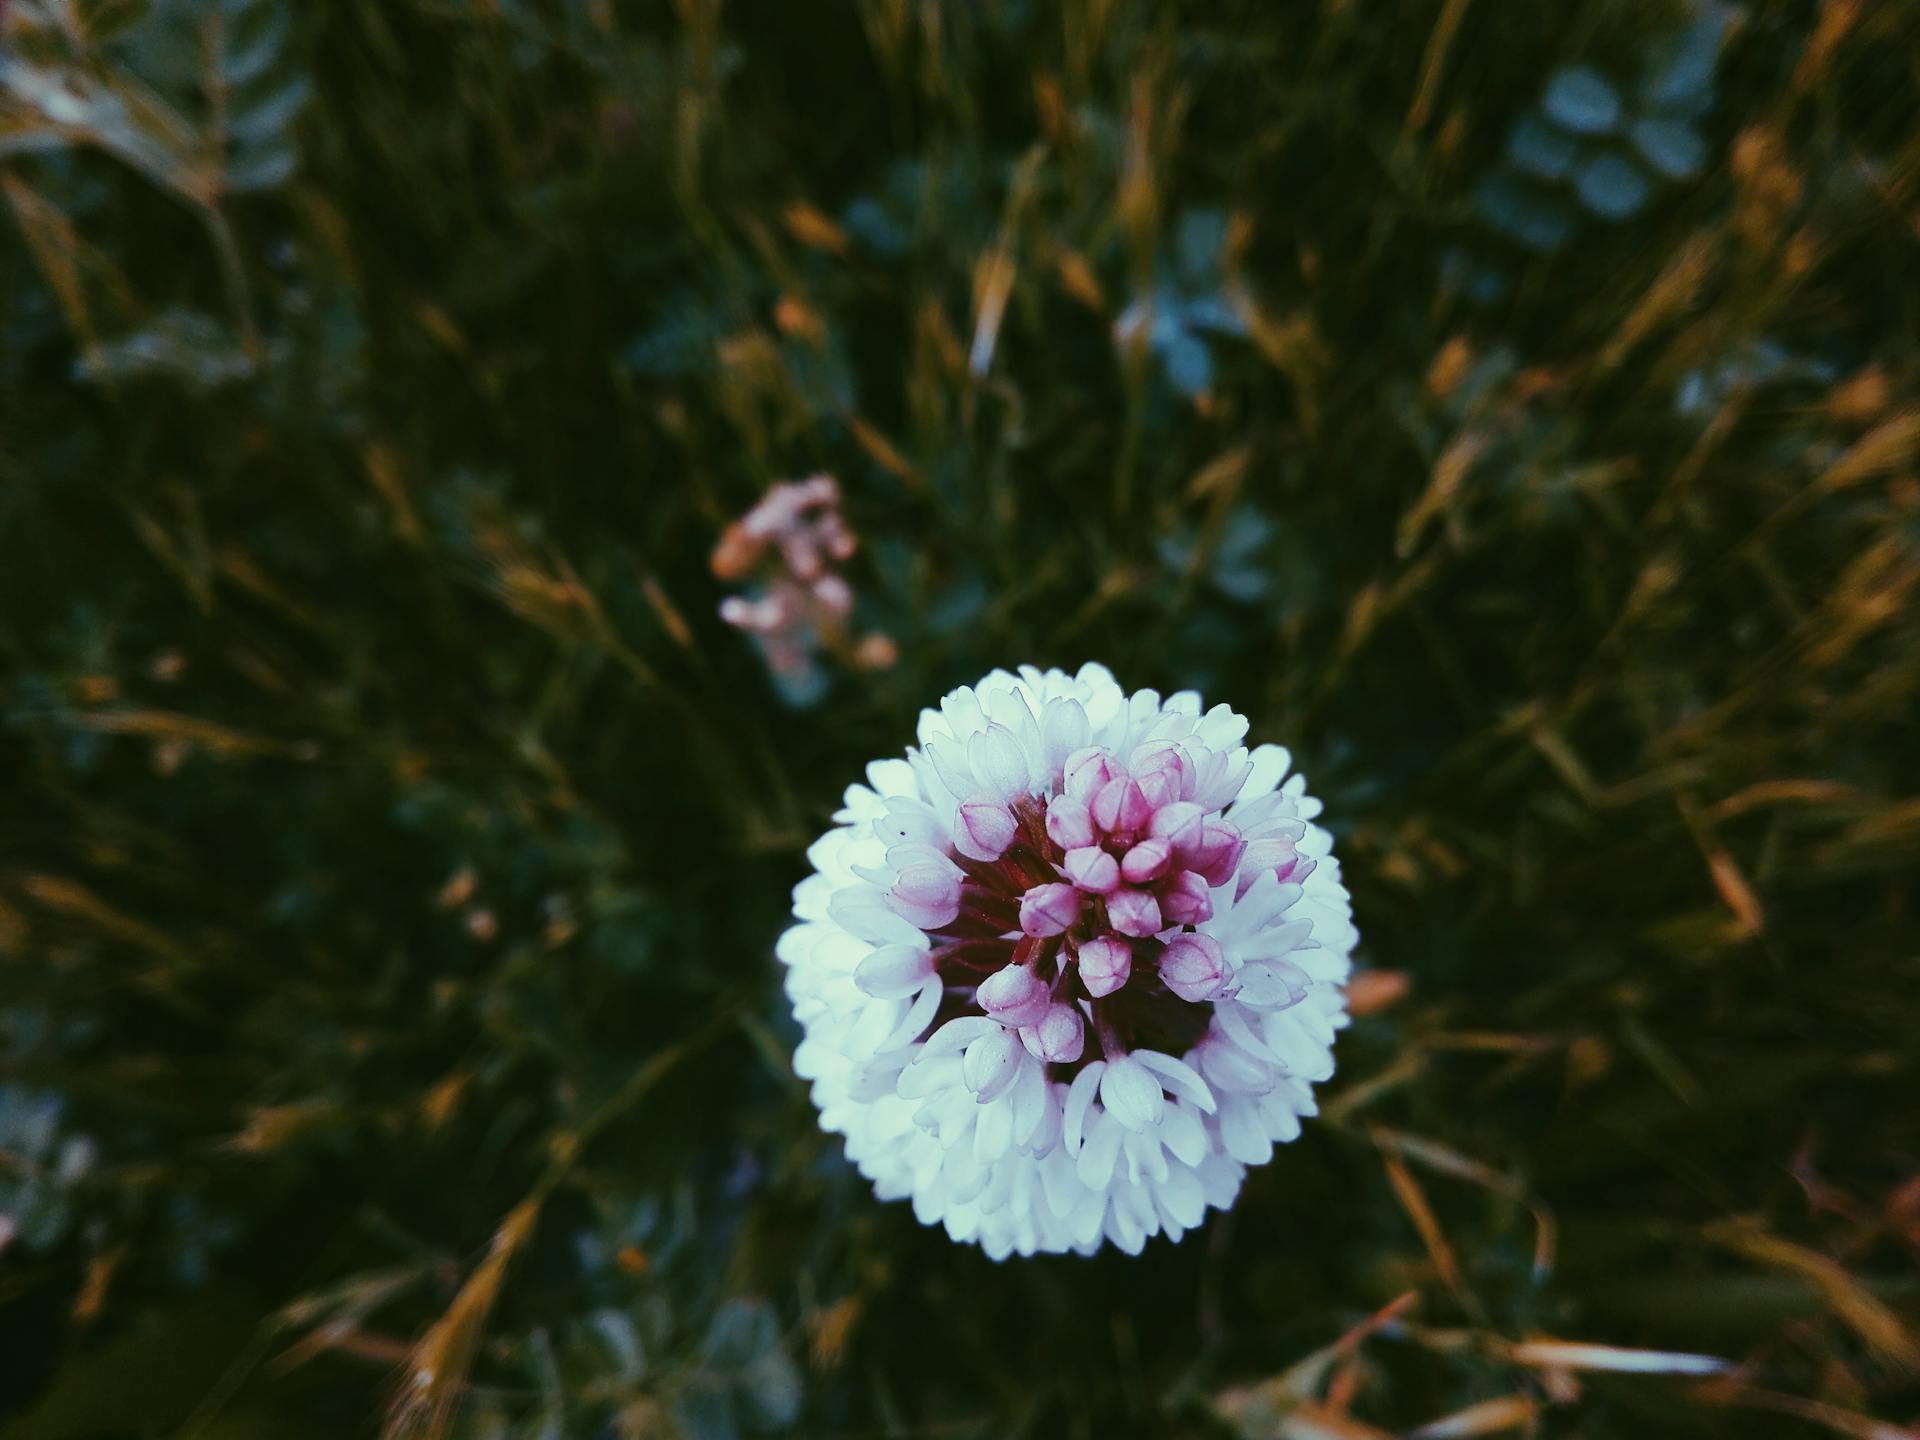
top-left (2, 0), bottom-right (1917, 1435)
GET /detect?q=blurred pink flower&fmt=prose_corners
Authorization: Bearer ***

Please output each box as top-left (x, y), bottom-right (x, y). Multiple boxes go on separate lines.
top-left (712, 475), bottom-right (894, 701)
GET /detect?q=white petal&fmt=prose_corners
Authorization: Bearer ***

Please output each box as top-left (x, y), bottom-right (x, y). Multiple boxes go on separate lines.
top-left (855, 944), bottom-right (937, 999)
top-left (1063, 1061), bottom-right (1107, 1155)
top-left (1009, 1056), bottom-right (1046, 1144)
top-left (973, 1093), bottom-right (1013, 1163)
top-left (866, 758), bottom-right (919, 796)
top-left (1040, 698), bottom-right (1091, 779)
top-left (1217, 1000), bottom-right (1284, 1064)
top-left (1099, 1055), bottom-right (1166, 1132)
top-left (1125, 1127), bottom-right (1170, 1186)
top-left (924, 1015), bottom-right (1001, 1056)
top-left (1219, 1095), bottom-right (1274, 1165)
top-left (1158, 1164), bottom-right (1206, 1228)
top-left (925, 734), bottom-right (976, 799)
top-left (1238, 743), bottom-right (1292, 800)
top-left (879, 979), bottom-right (943, 1051)
top-left (1105, 1197), bottom-right (1148, 1255)
top-left (1160, 1101), bottom-right (1208, 1166)
top-left (872, 805), bottom-right (948, 849)
top-left (1040, 1142), bottom-right (1082, 1218)
top-left (1133, 1049), bottom-right (1217, 1113)
top-left (1196, 1038), bottom-right (1279, 1095)
top-left (1075, 1111), bottom-right (1123, 1190)
top-left (968, 723), bottom-right (1030, 801)
top-left (847, 995), bottom-right (907, 1056)
top-left (963, 1028), bottom-right (1023, 1102)
top-left (1023, 1085), bottom-right (1063, 1158)
top-left (896, 1052), bottom-right (962, 1100)
top-left (828, 888), bottom-right (928, 946)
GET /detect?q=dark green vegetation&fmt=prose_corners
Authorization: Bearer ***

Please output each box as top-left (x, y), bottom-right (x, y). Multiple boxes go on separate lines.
top-left (3, 1), bottom-right (1918, 1435)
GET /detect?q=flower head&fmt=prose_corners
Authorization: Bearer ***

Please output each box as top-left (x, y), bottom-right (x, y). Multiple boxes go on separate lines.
top-left (712, 474), bottom-right (896, 702)
top-left (778, 664), bottom-right (1358, 1258)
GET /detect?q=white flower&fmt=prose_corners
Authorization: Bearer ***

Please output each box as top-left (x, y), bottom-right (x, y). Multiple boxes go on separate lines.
top-left (777, 664), bottom-right (1358, 1258)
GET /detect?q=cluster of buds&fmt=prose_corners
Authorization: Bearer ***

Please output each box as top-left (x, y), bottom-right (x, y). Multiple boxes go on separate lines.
top-left (712, 476), bottom-right (895, 697)
top-left (872, 734), bottom-right (1318, 1082)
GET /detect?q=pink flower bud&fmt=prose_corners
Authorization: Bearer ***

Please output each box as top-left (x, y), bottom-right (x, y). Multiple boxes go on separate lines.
top-left (887, 862), bottom-right (960, 930)
top-left (1076, 935), bottom-right (1132, 997)
top-left (1062, 746), bottom-right (1115, 800)
top-left (1159, 869), bottom-right (1214, 926)
top-left (1192, 820), bottom-right (1246, 886)
top-left (954, 794), bottom-right (1017, 862)
top-left (1022, 1002), bottom-right (1085, 1064)
top-left (1045, 793), bottom-right (1096, 851)
top-left (1105, 887), bottom-right (1163, 938)
top-left (1019, 882), bottom-right (1082, 937)
top-left (1060, 845), bottom-right (1120, 895)
top-left (1148, 801), bottom-right (1206, 857)
top-left (1092, 777), bottom-right (1152, 837)
top-left (976, 962), bottom-right (1051, 1028)
top-left (1159, 932), bottom-right (1230, 1003)
top-left (1133, 747), bottom-right (1190, 807)
top-left (1119, 837), bottom-right (1173, 885)
top-left (1136, 768), bottom-right (1175, 810)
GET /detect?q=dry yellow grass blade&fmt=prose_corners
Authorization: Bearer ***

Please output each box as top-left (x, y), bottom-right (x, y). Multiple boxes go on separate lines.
top-left (226, 1101), bottom-right (343, 1154)
top-left (1598, 233), bottom-right (1714, 374)
top-left (3, 173), bottom-right (102, 371)
top-left (1212, 1293), bottom-right (1418, 1436)
top-left (1372, 1128), bottom-right (1557, 1281)
top-left (781, 200), bottom-right (848, 256)
top-left (385, 1195), bottom-right (544, 1440)
top-left (364, 442), bottom-right (425, 549)
top-left (1397, 431), bottom-right (1488, 558)
top-left (1816, 410), bottom-right (1920, 493)
top-left (18, 872), bottom-right (198, 974)
top-left (1691, 1380), bottom-right (1916, 1440)
top-left (1405, 1394), bottom-right (1538, 1439)
top-left (1403, 0), bottom-right (1474, 134)
top-left (1706, 1221), bottom-right (1920, 1374)
top-left (806, 1295), bottom-right (861, 1372)
top-left (1705, 779), bottom-right (1859, 821)
top-left (1507, 1338), bottom-right (1734, 1376)
top-left (1275, 1403), bottom-right (1394, 1440)
top-left (846, 415), bottom-right (922, 488)
top-left (1793, 0), bottom-right (1864, 91)
top-left (65, 706), bottom-right (314, 760)
top-left (384, 1005), bottom-right (743, 1439)
top-left (1375, 1131), bottom-right (1485, 1322)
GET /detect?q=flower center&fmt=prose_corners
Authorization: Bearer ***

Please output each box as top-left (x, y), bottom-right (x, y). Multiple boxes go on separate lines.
top-left (888, 739), bottom-right (1311, 1081)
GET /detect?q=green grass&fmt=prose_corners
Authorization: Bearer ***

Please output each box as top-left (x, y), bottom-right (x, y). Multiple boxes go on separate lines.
top-left (1, 0), bottom-right (1917, 1435)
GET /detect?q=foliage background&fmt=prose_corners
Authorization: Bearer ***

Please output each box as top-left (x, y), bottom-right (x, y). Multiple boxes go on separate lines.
top-left (2, 0), bottom-right (1918, 1435)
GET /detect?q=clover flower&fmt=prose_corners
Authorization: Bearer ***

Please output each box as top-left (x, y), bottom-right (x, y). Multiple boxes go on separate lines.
top-left (712, 475), bottom-right (896, 702)
top-left (777, 664), bottom-right (1358, 1258)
